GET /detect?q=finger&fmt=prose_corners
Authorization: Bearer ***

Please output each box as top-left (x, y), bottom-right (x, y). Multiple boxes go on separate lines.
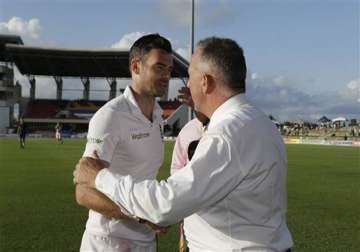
top-left (155, 228), bottom-right (164, 234)
top-left (178, 86), bottom-right (189, 91)
top-left (79, 158), bottom-right (88, 166)
top-left (83, 155), bottom-right (106, 170)
top-left (87, 157), bottom-right (103, 169)
top-left (73, 169), bottom-right (79, 184)
top-left (73, 168), bottom-right (79, 180)
top-left (157, 227), bottom-right (168, 234)
top-left (178, 97), bottom-right (194, 107)
top-left (92, 150), bottom-right (100, 159)
top-left (80, 157), bottom-right (96, 169)
top-left (177, 93), bottom-right (190, 99)
top-left (178, 87), bottom-right (190, 93)
top-left (178, 98), bottom-right (192, 105)
top-left (75, 162), bottom-right (82, 173)
top-left (178, 91), bottom-right (190, 98)
top-left (81, 156), bottom-right (99, 166)
top-left (177, 94), bottom-right (191, 101)
top-left (177, 89), bottom-right (192, 99)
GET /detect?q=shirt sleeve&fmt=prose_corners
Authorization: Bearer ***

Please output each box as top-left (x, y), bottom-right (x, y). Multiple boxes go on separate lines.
top-left (170, 134), bottom-right (188, 175)
top-left (95, 132), bottom-right (244, 226)
top-left (83, 108), bottom-right (121, 163)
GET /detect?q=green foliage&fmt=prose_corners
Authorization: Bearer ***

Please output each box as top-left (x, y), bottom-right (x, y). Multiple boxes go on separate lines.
top-left (0, 139), bottom-right (359, 251)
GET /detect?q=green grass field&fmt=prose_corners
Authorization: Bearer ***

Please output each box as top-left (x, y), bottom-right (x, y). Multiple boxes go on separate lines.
top-left (0, 138), bottom-right (359, 251)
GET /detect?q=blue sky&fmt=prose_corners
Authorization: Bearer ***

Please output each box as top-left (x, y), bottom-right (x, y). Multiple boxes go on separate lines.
top-left (0, 0), bottom-right (359, 121)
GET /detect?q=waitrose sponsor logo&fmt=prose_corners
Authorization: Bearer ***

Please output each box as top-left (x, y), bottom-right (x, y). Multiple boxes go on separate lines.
top-left (131, 132), bottom-right (150, 140)
top-left (87, 137), bottom-right (104, 144)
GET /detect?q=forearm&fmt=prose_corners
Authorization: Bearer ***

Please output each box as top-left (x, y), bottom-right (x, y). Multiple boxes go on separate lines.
top-left (75, 184), bottom-right (127, 220)
top-left (95, 135), bottom-right (240, 225)
top-left (95, 169), bottom-right (216, 226)
top-left (75, 184), bottom-right (169, 233)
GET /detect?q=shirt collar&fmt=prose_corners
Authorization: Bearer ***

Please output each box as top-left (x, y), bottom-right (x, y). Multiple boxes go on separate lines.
top-left (123, 85), bottom-right (163, 121)
top-left (209, 93), bottom-right (248, 127)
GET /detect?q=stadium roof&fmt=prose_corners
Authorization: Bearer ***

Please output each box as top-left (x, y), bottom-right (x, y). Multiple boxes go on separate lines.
top-left (0, 34), bottom-right (23, 62)
top-left (4, 44), bottom-right (189, 78)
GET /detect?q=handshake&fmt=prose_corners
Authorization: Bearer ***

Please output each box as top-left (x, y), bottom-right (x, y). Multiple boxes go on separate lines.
top-left (73, 152), bottom-right (169, 234)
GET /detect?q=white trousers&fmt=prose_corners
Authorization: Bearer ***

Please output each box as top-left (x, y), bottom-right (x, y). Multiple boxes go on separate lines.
top-left (80, 230), bottom-right (156, 252)
top-left (55, 132), bottom-right (61, 139)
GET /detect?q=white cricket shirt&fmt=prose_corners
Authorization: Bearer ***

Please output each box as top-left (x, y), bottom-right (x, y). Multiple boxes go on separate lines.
top-left (95, 93), bottom-right (293, 251)
top-left (83, 86), bottom-right (164, 241)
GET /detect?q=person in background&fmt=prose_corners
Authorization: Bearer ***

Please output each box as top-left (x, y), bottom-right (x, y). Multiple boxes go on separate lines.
top-left (170, 110), bottom-right (209, 252)
top-left (17, 117), bottom-right (27, 149)
top-left (55, 122), bottom-right (63, 144)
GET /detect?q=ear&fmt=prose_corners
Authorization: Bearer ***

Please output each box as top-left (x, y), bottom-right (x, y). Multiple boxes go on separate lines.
top-left (130, 58), bottom-right (141, 75)
top-left (201, 73), bottom-right (215, 94)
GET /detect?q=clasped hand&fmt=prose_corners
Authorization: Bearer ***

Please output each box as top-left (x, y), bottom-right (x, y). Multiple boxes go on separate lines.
top-left (73, 151), bottom-right (104, 188)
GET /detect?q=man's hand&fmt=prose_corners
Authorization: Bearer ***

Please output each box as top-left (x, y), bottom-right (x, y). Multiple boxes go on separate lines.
top-left (142, 220), bottom-right (170, 235)
top-left (73, 152), bottom-right (106, 188)
top-left (177, 86), bottom-right (194, 108)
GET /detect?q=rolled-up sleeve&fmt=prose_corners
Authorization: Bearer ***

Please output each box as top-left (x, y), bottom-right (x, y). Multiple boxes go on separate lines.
top-left (95, 133), bottom-right (244, 225)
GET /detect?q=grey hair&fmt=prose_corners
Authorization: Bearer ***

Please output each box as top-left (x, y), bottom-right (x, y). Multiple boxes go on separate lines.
top-left (197, 37), bottom-right (247, 93)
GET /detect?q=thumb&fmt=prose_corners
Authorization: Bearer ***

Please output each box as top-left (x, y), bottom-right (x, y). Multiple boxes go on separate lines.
top-left (92, 150), bottom-right (100, 160)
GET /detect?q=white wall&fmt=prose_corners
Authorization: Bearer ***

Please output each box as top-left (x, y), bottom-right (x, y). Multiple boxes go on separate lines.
top-left (164, 104), bottom-right (190, 133)
top-left (0, 106), bottom-right (10, 133)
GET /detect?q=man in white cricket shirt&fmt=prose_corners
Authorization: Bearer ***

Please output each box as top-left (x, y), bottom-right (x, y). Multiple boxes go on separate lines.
top-left (75, 37), bottom-right (293, 252)
top-left (75, 33), bottom-right (173, 252)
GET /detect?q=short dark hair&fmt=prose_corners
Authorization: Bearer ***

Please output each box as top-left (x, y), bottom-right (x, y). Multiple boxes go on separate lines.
top-left (129, 33), bottom-right (172, 66)
top-left (197, 37), bottom-right (247, 92)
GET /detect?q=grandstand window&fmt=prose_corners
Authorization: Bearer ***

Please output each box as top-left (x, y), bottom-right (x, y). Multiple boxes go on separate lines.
top-left (0, 91), bottom-right (13, 99)
top-left (0, 91), bottom-right (6, 99)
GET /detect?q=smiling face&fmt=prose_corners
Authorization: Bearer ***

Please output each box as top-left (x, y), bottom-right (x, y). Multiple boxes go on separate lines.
top-left (137, 48), bottom-right (173, 97)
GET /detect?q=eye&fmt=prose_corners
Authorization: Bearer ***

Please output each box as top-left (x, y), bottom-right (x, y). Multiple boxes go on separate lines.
top-left (156, 65), bottom-right (165, 71)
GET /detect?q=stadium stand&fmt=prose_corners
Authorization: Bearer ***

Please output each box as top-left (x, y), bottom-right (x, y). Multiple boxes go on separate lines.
top-left (159, 99), bottom-right (182, 119)
top-left (20, 98), bottom-right (182, 137)
top-left (23, 99), bottom-right (107, 120)
top-left (0, 35), bottom-right (23, 133)
top-left (2, 34), bottom-right (358, 142)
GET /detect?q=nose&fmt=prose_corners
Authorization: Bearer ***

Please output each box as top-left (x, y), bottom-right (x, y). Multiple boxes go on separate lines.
top-left (163, 69), bottom-right (171, 80)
